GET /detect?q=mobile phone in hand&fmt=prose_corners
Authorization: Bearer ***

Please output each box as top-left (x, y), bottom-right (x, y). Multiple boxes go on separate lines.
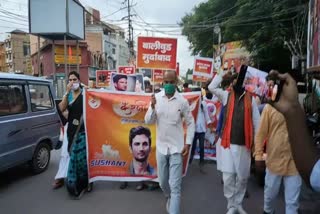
top-left (265, 78), bottom-right (284, 102)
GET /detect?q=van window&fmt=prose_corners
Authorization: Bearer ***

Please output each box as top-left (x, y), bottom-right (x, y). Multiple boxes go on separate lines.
top-left (29, 84), bottom-right (53, 112)
top-left (0, 84), bottom-right (27, 116)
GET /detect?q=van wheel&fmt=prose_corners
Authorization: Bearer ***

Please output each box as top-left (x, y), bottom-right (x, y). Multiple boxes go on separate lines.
top-left (30, 143), bottom-right (51, 174)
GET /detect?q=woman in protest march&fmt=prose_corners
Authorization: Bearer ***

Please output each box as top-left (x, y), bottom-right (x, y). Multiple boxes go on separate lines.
top-left (58, 71), bottom-right (92, 199)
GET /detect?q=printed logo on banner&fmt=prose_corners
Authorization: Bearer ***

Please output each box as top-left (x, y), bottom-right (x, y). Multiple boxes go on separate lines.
top-left (88, 96), bottom-right (101, 109)
top-left (112, 100), bottom-right (148, 118)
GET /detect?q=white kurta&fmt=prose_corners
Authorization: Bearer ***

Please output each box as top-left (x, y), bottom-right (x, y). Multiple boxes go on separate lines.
top-left (209, 72), bottom-right (260, 179)
top-left (55, 124), bottom-right (70, 180)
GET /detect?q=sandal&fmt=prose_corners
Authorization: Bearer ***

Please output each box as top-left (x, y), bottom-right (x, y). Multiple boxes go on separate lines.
top-left (87, 183), bottom-right (93, 192)
top-left (52, 179), bottom-right (64, 189)
top-left (136, 183), bottom-right (145, 191)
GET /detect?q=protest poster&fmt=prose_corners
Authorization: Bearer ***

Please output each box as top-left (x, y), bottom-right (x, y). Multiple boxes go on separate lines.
top-left (96, 70), bottom-right (113, 88)
top-left (243, 66), bottom-right (268, 96)
top-left (110, 72), bottom-right (145, 93)
top-left (193, 57), bottom-right (214, 78)
top-left (137, 37), bottom-right (177, 70)
top-left (193, 97), bottom-right (222, 161)
top-left (84, 91), bottom-right (201, 182)
top-left (118, 66), bottom-right (136, 75)
top-left (152, 69), bottom-right (164, 83)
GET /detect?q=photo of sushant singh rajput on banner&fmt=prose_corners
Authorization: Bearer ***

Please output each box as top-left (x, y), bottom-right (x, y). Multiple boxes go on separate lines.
top-left (193, 57), bottom-right (214, 78)
top-left (137, 37), bottom-right (177, 70)
top-left (110, 72), bottom-right (145, 93)
top-left (96, 70), bottom-right (114, 88)
top-left (84, 91), bottom-right (201, 182)
top-left (118, 66), bottom-right (136, 74)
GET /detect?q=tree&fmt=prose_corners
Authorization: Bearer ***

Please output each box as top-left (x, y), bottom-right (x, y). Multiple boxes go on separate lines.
top-left (181, 0), bottom-right (309, 72)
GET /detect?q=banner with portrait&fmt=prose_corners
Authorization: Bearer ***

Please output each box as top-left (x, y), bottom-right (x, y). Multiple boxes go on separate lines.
top-left (193, 98), bottom-right (222, 161)
top-left (110, 72), bottom-right (145, 93)
top-left (243, 66), bottom-right (268, 97)
top-left (96, 70), bottom-right (114, 88)
top-left (84, 90), bottom-right (201, 182)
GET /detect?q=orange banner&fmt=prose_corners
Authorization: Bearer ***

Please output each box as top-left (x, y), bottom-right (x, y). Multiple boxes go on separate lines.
top-left (118, 66), bottom-right (136, 74)
top-left (137, 37), bottom-right (177, 70)
top-left (85, 91), bottom-right (200, 182)
top-left (96, 70), bottom-right (114, 88)
top-left (193, 57), bottom-right (213, 78)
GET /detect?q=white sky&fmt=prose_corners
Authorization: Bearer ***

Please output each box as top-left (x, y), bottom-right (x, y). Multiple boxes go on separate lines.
top-left (0, 0), bottom-right (206, 76)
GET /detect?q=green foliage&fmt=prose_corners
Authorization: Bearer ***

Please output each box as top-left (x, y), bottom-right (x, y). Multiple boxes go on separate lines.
top-left (181, 0), bottom-right (309, 71)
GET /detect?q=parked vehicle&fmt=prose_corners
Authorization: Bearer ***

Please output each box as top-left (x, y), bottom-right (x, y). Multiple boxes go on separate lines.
top-left (0, 72), bottom-right (61, 174)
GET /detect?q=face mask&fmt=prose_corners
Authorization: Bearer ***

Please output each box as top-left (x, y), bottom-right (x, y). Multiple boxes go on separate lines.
top-left (72, 82), bottom-right (80, 91)
top-left (163, 84), bottom-right (175, 95)
top-left (206, 93), bottom-right (213, 100)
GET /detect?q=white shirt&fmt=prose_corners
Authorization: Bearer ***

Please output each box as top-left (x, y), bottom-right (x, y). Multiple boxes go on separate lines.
top-left (196, 100), bottom-right (212, 133)
top-left (145, 91), bottom-right (195, 155)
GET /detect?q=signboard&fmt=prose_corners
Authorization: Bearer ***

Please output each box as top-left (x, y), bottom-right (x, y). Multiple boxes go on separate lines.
top-left (193, 57), bottom-right (213, 78)
top-left (96, 70), bottom-right (113, 88)
top-left (152, 69), bottom-right (164, 83)
top-left (54, 46), bottom-right (81, 64)
top-left (137, 37), bottom-right (177, 70)
top-left (118, 66), bottom-right (136, 74)
top-left (307, 0), bottom-right (320, 70)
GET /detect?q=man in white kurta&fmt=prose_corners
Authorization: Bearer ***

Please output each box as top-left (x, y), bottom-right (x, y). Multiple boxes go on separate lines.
top-left (209, 69), bottom-right (260, 214)
top-left (145, 71), bottom-right (195, 214)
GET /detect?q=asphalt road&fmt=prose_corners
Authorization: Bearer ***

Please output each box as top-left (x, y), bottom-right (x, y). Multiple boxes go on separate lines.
top-left (0, 149), bottom-right (287, 214)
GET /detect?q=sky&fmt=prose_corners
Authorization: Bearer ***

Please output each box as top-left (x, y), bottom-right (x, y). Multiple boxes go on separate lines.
top-left (0, 0), bottom-right (206, 77)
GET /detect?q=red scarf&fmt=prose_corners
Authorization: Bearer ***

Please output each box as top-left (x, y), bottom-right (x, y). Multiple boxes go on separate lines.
top-left (221, 91), bottom-right (253, 150)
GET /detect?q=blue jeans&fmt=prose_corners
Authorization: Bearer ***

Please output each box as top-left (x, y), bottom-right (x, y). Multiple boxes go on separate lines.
top-left (264, 168), bottom-right (302, 214)
top-left (156, 151), bottom-right (183, 214)
top-left (189, 132), bottom-right (205, 164)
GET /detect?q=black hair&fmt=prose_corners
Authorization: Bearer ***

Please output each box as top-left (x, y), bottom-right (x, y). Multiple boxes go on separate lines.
top-left (183, 83), bottom-right (189, 88)
top-left (68, 71), bottom-right (80, 80)
top-left (113, 74), bottom-right (127, 83)
top-left (129, 126), bottom-right (151, 148)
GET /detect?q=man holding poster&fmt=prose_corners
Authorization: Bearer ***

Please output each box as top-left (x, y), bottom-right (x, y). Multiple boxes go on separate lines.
top-left (145, 70), bottom-right (195, 214)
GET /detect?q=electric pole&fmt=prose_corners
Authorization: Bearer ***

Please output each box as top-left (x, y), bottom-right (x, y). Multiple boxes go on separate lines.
top-left (127, 0), bottom-right (134, 58)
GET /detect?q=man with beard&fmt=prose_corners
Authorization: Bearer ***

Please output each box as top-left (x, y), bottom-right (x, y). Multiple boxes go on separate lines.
top-left (208, 66), bottom-right (260, 214)
top-left (128, 126), bottom-right (155, 176)
top-left (113, 74), bottom-right (128, 91)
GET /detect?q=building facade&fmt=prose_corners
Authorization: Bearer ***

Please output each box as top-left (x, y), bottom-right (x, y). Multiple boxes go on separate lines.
top-left (4, 30), bottom-right (31, 74)
top-left (31, 40), bottom-right (90, 97)
top-left (0, 42), bottom-right (7, 72)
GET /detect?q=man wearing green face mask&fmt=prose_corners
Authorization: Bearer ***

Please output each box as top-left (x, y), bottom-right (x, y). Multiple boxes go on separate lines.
top-left (145, 70), bottom-right (195, 214)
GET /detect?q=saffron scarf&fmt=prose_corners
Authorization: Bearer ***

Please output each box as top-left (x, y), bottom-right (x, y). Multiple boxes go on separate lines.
top-left (221, 91), bottom-right (253, 150)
